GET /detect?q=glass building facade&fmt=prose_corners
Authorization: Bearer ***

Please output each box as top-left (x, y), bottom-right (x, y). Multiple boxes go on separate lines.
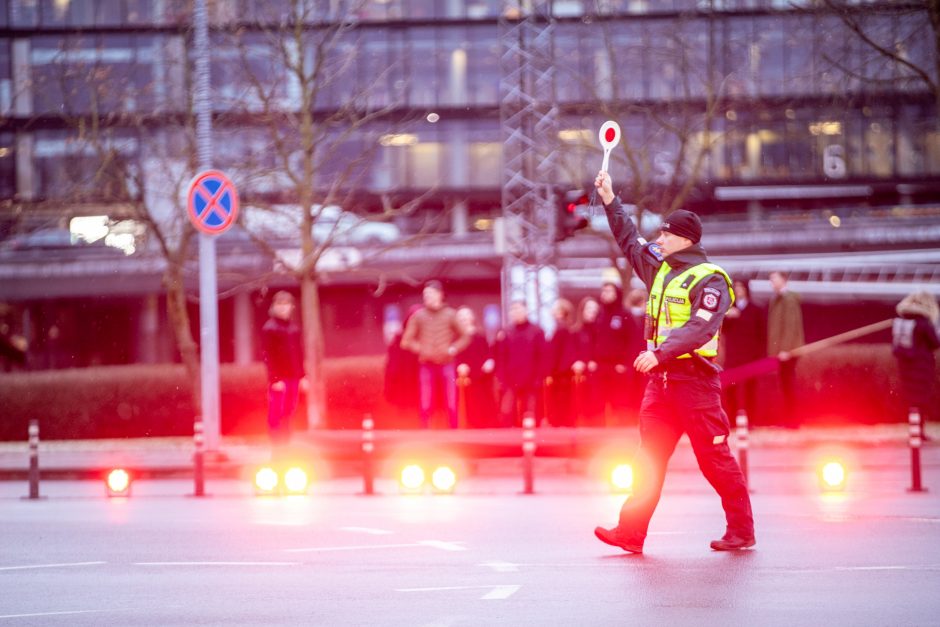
top-left (1, 0), bottom-right (936, 224)
top-left (0, 0), bottom-right (937, 368)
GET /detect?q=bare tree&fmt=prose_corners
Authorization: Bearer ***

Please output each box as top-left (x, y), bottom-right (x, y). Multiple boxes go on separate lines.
top-left (27, 32), bottom-right (206, 411)
top-left (552, 13), bottom-right (727, 289)
top-left (221, 0), bottom-right (426, 428)
top-left (821, 0), bottom-right (939, 114)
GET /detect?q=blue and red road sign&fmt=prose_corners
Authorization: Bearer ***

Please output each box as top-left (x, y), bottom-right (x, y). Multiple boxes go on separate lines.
top-left (187, 170), bottom-right (239, 236)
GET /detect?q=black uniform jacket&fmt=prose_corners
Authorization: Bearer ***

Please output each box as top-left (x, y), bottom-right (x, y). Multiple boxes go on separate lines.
top-left (603, 196), bottom-right (733, 372)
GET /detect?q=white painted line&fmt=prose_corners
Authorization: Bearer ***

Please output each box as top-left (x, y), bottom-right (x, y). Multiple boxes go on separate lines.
top-left (397, 585), bottom-right (522, 600)
top-left (480, 561), bottom-right (520, 573)
top-left (136, 561), bottom-right (299, 567)
top-left (839, 566), bottom-right (903, 572)
top-left (0, 561), bottom-right (106, 572)
top-left (417, 540), bottom-right (467, 552)
top-left (286, 543), bottom-right (423, 553)
top-left (286, 541), bottom-right (466, 553)
top-left (0, 609), bottom-right (116, 620)
top-left (340, 527), bottom-right (394, 535)
top-left (481, 585), bottom-right (521, 600)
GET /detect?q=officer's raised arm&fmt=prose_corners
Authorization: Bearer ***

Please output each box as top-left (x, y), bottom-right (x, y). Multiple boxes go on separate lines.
top-left (594, 170), bottom-right (661, 288)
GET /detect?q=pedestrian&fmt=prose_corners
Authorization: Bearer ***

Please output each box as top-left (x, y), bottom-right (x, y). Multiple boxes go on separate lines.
top-left (572, 296), bottom-right (601, 426)
top-left (384, 304), bottom-right (422, 427)
top-left (455, 307), bottom-right (496, 428)
top-left (494, 300), bottom-right (546, 428)
top-left (767, 270), bottom-right (805, 429)
top-left (721, 278), bottom-right (765, 425)
top-left (595, 281), bottom-right (640, 426)
top-left (261, 291), bottom-right (307, 453)
top-left (545, 298), bottom-right (579, 427)
top-left (592, 170), bottom-right (755, 553)
top-left (400, 280), bottom-right (469, 429)
top-left (892, 291), bottom-right (940, 440)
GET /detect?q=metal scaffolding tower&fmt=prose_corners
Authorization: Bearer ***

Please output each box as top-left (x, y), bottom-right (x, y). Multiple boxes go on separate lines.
top-left (498, 0), bottom-right (559, 332)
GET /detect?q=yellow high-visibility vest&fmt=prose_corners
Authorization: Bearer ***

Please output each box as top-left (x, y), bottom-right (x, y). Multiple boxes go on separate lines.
top-left (647, 262), bottom-right (734, 359)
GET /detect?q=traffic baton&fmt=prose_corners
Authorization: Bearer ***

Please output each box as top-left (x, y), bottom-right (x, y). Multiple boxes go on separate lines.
top-left (27, 419), bottom-right (40, 500)
top-left (908, 408), bottom-right (926, 493)
top-left (735, 410), bottom-right (749, 489)
top-left (522, 414), bottom-right (536, 495)
top-left (362, 414), bottom-right (375, 495)
top-left (193, 418), bottom-right (205, 497)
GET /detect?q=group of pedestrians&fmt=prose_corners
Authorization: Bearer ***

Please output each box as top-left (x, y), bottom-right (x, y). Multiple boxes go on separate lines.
top-left (382, 280), bottom-right (645, 429)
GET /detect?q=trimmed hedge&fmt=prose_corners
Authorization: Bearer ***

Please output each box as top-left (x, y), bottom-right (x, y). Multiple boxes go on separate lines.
top-left (0, 345), bottom-right (936, 440)
top-left (0, 356), bottom-right (387, 441)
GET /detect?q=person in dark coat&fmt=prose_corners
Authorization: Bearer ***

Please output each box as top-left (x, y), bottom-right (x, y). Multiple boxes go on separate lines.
top-left (494, 300), bottom-right (545, 427)
top-left (384, 304), bottom-right (422, 427)
top-left (893, 291), bottom-right (940, 440)
top-left (572, 296), bottom-right (600, 426)
top-left (595, 281), bottom-right (641, 426)
top-left (261, 291), bottom-right (306, 451)
top-left (546, 298), bottom-right (578, 427)
top-left (455, 307), bottom-right (496, 428)
top-left (721, 279), bottom-right (765, 424)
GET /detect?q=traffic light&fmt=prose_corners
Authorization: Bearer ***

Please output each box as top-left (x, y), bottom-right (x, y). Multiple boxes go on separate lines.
top-left (556, 190), bottom-right (590, 241)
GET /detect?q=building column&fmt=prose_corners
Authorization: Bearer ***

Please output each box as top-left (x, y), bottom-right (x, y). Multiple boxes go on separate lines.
top-left (138, 294), bottom-right (160, 364)
top-left (233, 291), bottom-right (254, 365)
top-left (451, 199), bottom-right (469, 239)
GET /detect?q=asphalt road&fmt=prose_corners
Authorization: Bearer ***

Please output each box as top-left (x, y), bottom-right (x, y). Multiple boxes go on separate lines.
top-left (1, 465), bottom-right (939, 626)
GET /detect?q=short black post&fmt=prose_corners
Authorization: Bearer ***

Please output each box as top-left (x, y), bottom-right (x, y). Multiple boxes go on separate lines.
top-left (909, 408), bottom-right (926, 493)
top-left (27, 419), bottom-right (39, 500)
top-left (522, 414), bottom-right (536, 495)
top-left (362, 414), bottom-right (374, 495)
top-left (736, 410), bottom-right (749, 488)
top-left (193, 418), bottom-right (205, 497)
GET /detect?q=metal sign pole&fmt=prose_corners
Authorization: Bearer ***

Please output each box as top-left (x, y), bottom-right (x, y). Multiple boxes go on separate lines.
top-left (199, 236), bottom-right (220, 452)
top-left (193, 0), bottom-right (220, 452)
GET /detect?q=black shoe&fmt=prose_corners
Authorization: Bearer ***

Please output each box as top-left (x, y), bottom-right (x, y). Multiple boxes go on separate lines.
top-left (594, 526), bottom-right (644, 553)
top-left (710, 534), bottom-right (756, 551)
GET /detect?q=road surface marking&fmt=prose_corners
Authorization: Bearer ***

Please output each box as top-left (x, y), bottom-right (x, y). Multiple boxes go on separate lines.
top-left (136, 561), bottom-right (300, 567)
top-left (481, 585), bottom-right (522, 600)
top-left (286, 541), bottom-right (466, 553)
top-left (340, 527), bottom-right (394, 535)
top-left (0, 609), bottom-right (118, 620)
top-left (418, 540), bottom-right (467, 552)
top-left (480, 561), bottom-right (520, 572)
top-left (0, 561), bottom-right (105, 572)
top-left (397, 585), bottom-right (521, 600)
top-left (835, 566), bottom-right (912, 571)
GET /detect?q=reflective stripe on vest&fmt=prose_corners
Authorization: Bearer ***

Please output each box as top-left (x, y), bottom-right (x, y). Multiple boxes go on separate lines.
top-left (646, 262), bottom-right (734, 359)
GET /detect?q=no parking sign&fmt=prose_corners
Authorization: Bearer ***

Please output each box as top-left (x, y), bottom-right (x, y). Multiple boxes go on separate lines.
top-left (187, 170), bottom-right (239, 236)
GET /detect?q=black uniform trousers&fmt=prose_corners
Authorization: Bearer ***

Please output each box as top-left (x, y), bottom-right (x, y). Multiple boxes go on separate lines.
top-left (618, 372), bottom-right (754, 540)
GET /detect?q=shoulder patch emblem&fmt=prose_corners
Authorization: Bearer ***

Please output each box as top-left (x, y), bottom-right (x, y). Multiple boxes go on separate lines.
top-left (648, 243), bottom-right (664, 262)
top-left (702, 292), bottom-right (720, 312)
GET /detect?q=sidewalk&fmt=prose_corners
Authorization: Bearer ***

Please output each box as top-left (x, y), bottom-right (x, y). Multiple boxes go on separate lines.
top-left (0, 424), bottom-right (934, 480)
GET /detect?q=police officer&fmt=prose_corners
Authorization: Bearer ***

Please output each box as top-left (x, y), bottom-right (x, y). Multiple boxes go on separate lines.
top-left (592, 170), bottom-right (755, 553)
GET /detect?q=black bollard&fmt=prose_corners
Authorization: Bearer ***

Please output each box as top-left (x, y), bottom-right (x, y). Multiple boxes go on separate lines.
top-left (522, 414), bottom-right (536, 495)
top-left (27, 419), bottom-right (39, 499)
top-left (193, 418), bottom-right (205, 497)
top-left (362, 415), bottom-right (374, 495)
top-left (736, 410), bottom-right (749, 488)
top-left (908, 408), bottom-right (926, 493)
